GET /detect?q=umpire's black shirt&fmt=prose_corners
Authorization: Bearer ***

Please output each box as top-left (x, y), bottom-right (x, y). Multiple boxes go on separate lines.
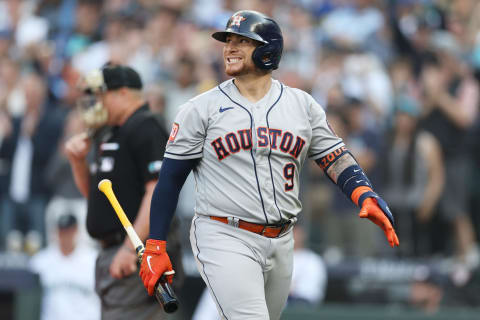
top-left (86, 104), bottom-right (168, 239)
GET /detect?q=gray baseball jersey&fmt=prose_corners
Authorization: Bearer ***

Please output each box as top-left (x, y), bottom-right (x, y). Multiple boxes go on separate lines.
top-left (165, 78), bottom-right (344, 224)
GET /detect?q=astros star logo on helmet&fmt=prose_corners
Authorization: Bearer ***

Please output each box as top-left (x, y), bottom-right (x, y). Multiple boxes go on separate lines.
top-left (230, 15), bottom-right (246, 27)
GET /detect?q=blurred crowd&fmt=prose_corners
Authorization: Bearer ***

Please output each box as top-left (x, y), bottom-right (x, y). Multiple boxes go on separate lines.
top-left (1, 0), bottom-right (480, 314)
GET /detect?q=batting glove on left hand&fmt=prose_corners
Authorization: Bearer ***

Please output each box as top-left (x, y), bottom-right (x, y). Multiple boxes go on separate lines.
top-left (359, 197), bottom-right (400, 248)
top-left (139, 239), bottom-right (175, 296)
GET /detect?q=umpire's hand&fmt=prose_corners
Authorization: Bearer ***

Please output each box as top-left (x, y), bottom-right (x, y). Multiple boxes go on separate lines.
top-left (110, 245), bottom-right (138, 279)
top-left (64, 132), bottom-right (92, 197)
top-left (64, 132), bottom-right (91, 161)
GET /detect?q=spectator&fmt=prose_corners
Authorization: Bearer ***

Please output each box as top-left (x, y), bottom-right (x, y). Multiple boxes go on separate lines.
top-left (0, 0), bottom-right (49, 50)
top-left (0, 29), bottom-right (13, 58)
top-left (322, 98), bottom-right (382, 258)
top-left (0, 72), bottom-right (65, 253)
top-left (44, 110), bottom-right (91, 246)
top-left (0, 57), bottom-right (23, 117)
top-left (164, 55), bottom-right (201, 124)
top-left (320, 0), bottom-right (384, 52)
top-left (341, 52), bottom-right (394, 127)
top-left (288, 225), bottom-right (327, 305)
top-left (30, 213), bottom-right (100, 320)
top-left (419, 33), bottom-right (479, 269)
top-left (381, 96), bottom-right (445, 257)
top-left (62, 0), bottom-right (103, 68)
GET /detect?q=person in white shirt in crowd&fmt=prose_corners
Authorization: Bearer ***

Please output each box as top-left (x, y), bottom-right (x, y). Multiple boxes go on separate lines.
top-left (30, 213), bottom-right (100, 320)
top-left (288, 225), bottom-right (327, 305)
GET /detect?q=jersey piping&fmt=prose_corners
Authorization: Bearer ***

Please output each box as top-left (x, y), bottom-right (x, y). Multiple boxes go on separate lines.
top-left (193, 216), bottom-right (229, 319)
top-left (265, 83), bottom-right (284, 221)
top-left (218, 84), bottom-right (269, 224)
top-left (310, 141), bottom-right (344, 159)
top-left (165, 150), bottom-right (203, 157)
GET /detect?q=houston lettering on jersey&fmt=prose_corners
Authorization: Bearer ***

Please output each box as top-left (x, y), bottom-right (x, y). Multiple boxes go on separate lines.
top-left (211, 128), bottom-right (306, 161)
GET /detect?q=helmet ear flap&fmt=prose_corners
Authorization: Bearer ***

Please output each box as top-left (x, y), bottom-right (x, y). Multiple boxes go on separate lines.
top-left (252, 42), bottom-right (281, 70)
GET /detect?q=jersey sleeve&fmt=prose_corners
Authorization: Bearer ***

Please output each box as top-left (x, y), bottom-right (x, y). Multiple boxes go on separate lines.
top-left (129, 116), bottom-right (167, 183)
top-left (307, 96), bottom-right (344, 160)
top-left (165, 101), bottom-right (207, 160)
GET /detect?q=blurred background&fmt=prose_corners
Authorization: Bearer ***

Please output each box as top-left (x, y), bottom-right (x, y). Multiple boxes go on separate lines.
top-left (0, 0), bottom-right (480, 319)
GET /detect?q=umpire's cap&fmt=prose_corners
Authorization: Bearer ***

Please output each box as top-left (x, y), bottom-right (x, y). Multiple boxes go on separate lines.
top-left (102, 62), bottom-right (143, 91)
top-left (82, 63), bottom-right (143, 94)
top-left (212, 10), bottom-right (283, 70)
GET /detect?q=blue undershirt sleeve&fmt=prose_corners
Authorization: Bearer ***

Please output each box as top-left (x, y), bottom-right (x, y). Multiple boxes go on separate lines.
top-left (149, 158), bottom-right (198, 240)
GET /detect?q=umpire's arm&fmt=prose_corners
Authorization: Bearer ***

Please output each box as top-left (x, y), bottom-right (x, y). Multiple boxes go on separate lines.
top-left (65, 132), bottom-right (91, 198)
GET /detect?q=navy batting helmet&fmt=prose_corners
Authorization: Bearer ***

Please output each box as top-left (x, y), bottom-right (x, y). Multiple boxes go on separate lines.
top-left (212, 10), bottom-right (283, 70)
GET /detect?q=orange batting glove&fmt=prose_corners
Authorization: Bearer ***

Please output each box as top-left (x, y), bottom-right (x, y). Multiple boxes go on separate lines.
top-left (359, 197), bottom-right (400, 248)
top-left (139, 239), bottom-right (174, 296)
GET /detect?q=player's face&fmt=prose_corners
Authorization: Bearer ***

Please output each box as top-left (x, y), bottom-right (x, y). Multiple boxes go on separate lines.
top-left (223, 34), bottom-right (259, 76)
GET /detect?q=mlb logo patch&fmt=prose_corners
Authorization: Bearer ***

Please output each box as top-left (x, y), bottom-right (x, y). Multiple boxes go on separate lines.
top-left (169, 122), bottom-right (179, 142)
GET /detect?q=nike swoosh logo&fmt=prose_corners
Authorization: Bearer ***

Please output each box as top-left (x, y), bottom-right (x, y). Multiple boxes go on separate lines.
top-left (353, 169), bottom-right (360, 173)
top-left (356, 180), bottom-right (363, 183)
top-left (219, 106), bottom-right (234, 113)
top-left (147, 255), bottom-right (156, 274)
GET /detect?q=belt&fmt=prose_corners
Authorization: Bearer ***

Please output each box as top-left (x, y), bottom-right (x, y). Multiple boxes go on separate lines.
top-left (98, 231), bottom-right (125, 249)
top-left (210, 216), bottom-right (294, 238)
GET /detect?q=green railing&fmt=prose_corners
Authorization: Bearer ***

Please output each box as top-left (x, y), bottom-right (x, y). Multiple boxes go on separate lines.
top-left (281, 304), bottom-right (480, 320)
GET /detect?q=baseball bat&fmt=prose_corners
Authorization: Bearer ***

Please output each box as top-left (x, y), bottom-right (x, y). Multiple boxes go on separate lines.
top-left (97, 179), bottom-right (179, 314)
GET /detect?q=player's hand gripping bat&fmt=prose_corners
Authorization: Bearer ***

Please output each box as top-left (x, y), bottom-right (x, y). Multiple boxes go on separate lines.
top-left (98, 179), bottom-right (179, 313)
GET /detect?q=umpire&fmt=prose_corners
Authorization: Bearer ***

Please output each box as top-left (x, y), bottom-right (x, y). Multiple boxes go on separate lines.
top-left (65, 63), bottom-right (182, 319)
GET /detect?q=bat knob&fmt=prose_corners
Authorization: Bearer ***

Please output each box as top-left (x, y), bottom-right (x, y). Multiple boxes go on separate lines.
top-left (155, 278), bottom-right (179, 313)
top-left (98, 179), bottom-right (112, 192)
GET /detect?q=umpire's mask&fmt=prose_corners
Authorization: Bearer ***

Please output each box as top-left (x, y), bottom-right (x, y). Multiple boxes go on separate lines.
top-left (77, 63), bottom-right (143, 134)
top-left (76, 69), bottom-right (108, 132)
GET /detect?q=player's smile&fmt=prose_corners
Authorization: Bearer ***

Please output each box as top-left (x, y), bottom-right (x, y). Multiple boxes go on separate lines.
top-left (226, 57), bottom-right (242, 65)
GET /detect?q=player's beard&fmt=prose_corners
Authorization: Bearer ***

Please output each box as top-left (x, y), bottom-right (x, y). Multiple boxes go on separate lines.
top-left (225, 58), bottom-right (256, 77)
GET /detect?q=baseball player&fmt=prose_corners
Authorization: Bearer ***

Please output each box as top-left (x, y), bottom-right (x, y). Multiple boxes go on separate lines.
top-left (140, 10), bottom-right (399, 320)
